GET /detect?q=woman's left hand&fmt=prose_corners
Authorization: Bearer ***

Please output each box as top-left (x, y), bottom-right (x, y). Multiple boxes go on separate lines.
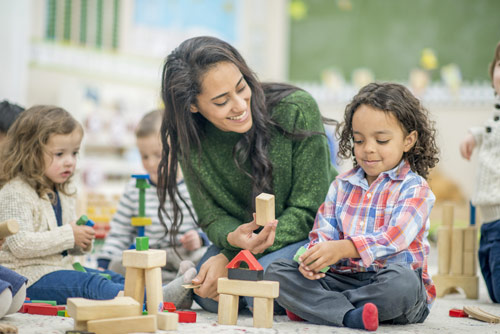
top-left (227, 215), bottom-right (278, 254)
top-left (179, 229), bottom-right (202, 251)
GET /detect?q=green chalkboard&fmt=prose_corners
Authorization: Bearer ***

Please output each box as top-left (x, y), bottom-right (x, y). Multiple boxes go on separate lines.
top-left (289, 0), bottom-right (500, 83)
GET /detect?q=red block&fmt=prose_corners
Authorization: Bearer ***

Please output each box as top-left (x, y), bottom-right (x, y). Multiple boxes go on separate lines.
top-left (175, 310), bottom-right (197, 323)
top-left (449, 308), bottom-right (468, 318)
top-left (226, 249), bottom-right (263, 271)
top-left (26, 304), bottom-right (65, 316)
top-left (163, 302), bottom-right (176, 312)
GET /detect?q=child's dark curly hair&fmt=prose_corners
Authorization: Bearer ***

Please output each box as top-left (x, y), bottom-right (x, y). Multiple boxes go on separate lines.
top-left (337, 82), bottom-right (439, 179)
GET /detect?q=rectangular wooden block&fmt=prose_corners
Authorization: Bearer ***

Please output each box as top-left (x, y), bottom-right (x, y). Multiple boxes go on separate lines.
top-left (256, 193), bottom-right (275, 226)
top-left (437, 227), bottom-right (452, 275)
top-left (432, 274), bottom-right (479, 299)
top-left (87, 315), bottom-right (156, 334)
top-left (463, 226), bottom-right (477, 252)
top-left (66, 297), bottom-right (141, 321)
top-left (124, 267), bottom-right (145, 304)
top-left (463, 251), bottom-right (477, 276)
top-left (228, 268), bottom-right (263, 281)
top-left (157, 312), bottom-right (178, 331)
top-left (218, 293), bottom-right (239, 325)
top-left (217, 278), bottom-right (279, 298)
top-left (450, 228), bottom-right (464, 275)
top-left (253, 297), bottom-right (274, 328)
top-left (122, 249), bottom-right (166, 269)
top-left (145, 267), bottom-right (163, 315)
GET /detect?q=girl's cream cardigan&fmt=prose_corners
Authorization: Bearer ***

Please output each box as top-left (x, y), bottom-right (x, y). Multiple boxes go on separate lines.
top-left (0, 177), bottom-right (89, 287)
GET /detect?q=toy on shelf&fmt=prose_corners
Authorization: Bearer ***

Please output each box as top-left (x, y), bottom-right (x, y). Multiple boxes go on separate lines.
top-left (432, 202), bottom-right (479, 299)
top-left (217, 250), bottom-right (279, 328)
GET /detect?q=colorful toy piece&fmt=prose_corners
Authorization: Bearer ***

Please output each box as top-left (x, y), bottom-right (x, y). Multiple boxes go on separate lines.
top-left (226, 250), bottom-right (263, 271)
top-left (293, 246), bottom-right (329, 273)
top-left (130, 174), bottom-right (152, 238)
top-left (175, 310), bottom-right (197, 323)
top-left (76, 215), bottom-right (95, 227)
top-left (135, 237), bottom-right (149, 251)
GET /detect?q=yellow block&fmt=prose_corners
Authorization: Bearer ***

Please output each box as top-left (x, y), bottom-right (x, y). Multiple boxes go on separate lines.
top-left (131, 217), bottom-right (152, 226)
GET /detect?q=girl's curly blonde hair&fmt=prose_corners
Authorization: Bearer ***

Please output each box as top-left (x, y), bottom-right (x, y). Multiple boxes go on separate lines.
top-left (0, 105), bottom-right (83, 201)
top-left (337, 82), bottom-right (439, 179)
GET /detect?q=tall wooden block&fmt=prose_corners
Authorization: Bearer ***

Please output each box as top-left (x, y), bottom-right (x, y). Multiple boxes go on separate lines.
top-left (463, 226), bottom-right (478, 276)
top-left (256, 193), bottom-right (275, 226)
top-left (253, 297), bottom-right (274, 328)
top-left (437, 227), bottom-right (452, 274)
top-left (124, 267), bottom-right (145, 304)
top-left (442, 203), bottom-right (454, 228)
top-left (87, 315), bottom-right (156, 334)
top-left (450, 228), bottom-right (464, 275)
top-left (66, 297), bottom-right (141, 321)
top-left (145, 267), bottom-right (163, 315)
top-left (217, 278), bottom-right (279, 298)
top-left (218, 293), bottom-right (239, 325)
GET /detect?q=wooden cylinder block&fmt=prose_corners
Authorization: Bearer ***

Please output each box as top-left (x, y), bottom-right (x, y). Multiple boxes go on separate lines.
top-left (442, 203), bottom-right (454, 228)
top-left (437, 227), bottom-right (452, 275)
top-left (450, 228), bottom-right (464, 275)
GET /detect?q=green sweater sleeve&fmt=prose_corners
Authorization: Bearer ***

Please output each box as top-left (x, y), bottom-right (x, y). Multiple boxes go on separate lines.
top-left (181, 90), bottom-right (337, 261)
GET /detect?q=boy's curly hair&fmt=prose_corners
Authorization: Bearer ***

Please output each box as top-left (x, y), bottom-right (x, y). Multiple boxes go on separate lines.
top-left (337, 82), bottom-right (439, 179)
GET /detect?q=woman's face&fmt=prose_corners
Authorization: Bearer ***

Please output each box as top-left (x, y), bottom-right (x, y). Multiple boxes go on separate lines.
top-left (191, 61), bottom-right (253, 133)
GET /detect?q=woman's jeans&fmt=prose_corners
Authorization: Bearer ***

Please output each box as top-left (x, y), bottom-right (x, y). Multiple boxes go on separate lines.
top-left (193, 240), bottom-right (307, 313)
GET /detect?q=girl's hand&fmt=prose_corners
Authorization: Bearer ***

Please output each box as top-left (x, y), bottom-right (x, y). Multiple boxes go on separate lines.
top-left (70, 221), bottom-right (95, 249)
top-left (459, 133), bottom-right (476, 160)
top-left (191, 253), bottom-right (229, 301)
top-left (179, 229), bottom-right (202, 251)
top-left (227, 214), bottom-right (278, 254)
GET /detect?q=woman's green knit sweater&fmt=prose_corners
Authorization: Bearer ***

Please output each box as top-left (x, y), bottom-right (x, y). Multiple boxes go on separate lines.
top-left (181, 90), bottom-right (337, 260)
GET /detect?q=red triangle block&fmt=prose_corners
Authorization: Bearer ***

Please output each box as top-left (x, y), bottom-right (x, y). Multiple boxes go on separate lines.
top-left (226, 250), bottom-right (263, 271)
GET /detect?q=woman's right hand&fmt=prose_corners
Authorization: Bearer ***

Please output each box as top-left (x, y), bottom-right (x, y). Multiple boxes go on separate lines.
top-left (459, 133), bottom-right (476, 160)
top-left (227, 215), bottom-right (277, 254)
top-left (191, 253), bottom-right (229, 301)
top-left (70, 221), bottom-right (95, 249)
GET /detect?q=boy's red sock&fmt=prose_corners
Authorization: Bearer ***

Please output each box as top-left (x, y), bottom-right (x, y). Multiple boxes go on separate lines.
top-left (362, 303), bottom-right (379, 331)
top-left (286, 309), bottom-right (305, 321)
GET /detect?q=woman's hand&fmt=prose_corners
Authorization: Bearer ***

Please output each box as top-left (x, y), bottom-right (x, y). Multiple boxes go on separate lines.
top-left (70, 221), bottom-right (95, 249)
top-left (179, 229), bottom-right (203, 251)
top-left (191, 253), bottom-right (229, 301)
top-left (459, 133), bottom-right (476, 160)
top-left (227, 215), bottom-right (278, 254)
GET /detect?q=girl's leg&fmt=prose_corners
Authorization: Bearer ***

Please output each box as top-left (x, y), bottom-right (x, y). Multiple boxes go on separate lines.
top-left (27, 270), bottom-right (124, 305)
top-left (7, 282), bottom-right (26, 314)
top-left (0, 287), bottom-right (12, 318)
top-left (84, 267), bottom-right (125, 284)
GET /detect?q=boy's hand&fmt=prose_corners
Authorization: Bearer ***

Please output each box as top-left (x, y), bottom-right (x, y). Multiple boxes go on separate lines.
top-left (179, 229), bottom-right (202, 251)
top-left (459, 133), bottom-right (476, 160)
top-left (70, 221), bottom-right (95, 249)
top-left (227, 214), bottom-right (277, 254)
top-left (298, 263), bottom-right (326, 280)
top-left (299, 240), bottom-right (359, 274)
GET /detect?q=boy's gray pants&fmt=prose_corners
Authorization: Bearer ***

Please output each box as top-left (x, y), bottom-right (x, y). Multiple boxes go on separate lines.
top-left (266, 259), bottom-right (430, 327)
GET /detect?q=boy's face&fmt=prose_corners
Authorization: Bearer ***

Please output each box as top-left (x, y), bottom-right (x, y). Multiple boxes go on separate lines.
top-left (137, 134), bottom-right (162, 184)
top-left (493, 59), bottom-right (500, 96)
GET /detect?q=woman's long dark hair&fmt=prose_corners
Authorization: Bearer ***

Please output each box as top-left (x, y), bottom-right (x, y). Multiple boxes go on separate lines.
top-left (158, 36), bottom-right (332, 249)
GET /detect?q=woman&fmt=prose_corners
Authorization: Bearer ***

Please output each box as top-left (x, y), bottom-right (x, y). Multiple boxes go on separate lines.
top-left (157, 36), bottom-right (337, 313)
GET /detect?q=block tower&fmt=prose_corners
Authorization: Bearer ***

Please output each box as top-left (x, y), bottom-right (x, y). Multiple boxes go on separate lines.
top-left (131, 174), bottom-right (152, 238)
top-left (432, 202), bottom-right (479, 299)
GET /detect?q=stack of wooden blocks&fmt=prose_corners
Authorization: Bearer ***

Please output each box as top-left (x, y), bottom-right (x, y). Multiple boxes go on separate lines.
top-left (432, 203), bottom-right (479, 299)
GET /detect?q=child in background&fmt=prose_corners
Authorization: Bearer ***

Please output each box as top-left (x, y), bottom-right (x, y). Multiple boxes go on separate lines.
top-left (0, 100), bottom-right (24, 147)
top-left (267, 82), bottom-right (439, 331)
top-left (96, 109), bottom-right (207, 308)
top-left (459, 41), bottom-right (500, 303)
top-left (0, 105), bottom-right (125, 305)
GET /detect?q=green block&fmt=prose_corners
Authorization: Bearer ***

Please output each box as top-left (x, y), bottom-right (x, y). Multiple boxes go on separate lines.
top-left (72, 262), bottom-right (87, 272)
top-left (136, 236), bottom-right (149, 251)
top-left (76, 215), bottom-right (89, 226)
top-left (135, 179), bottom-right (150, 189)
top-left (293, 246), bottom-right (329, 273)
top-left (142, 310), bottom-right (148, 315)
top-left (99, 273), bottom-right (111, 280)
top-left (31, 300), bottom-right (57, 306)
top-left (57, 310), bottom-right (66, 316)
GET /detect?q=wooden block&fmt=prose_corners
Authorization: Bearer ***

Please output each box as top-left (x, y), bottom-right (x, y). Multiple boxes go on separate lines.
top-left (73, 320), bottom-right (87, 331)
top-left (123, 267), bottom-right (145, 304)
top-left (463, 306), bottom-right (500, 323)
top-left (463, 226), bottom-right (477, 252)
top-left (175, 310), bottom-right (197, 323)
top-left (66, 297), bottom-right (141, 321)
top-left (157, 312), bottom-right (178, 330)
top-left (442, 203), bottom-right (454, 228)
top-left (228, 268), bottom-right (263, 281)
top-left (87, 315), bottom-right (156, 334)
top-left (218, 293), bottom-right (239, 325)
top-left (122, 249), bottom-right (166, 269)
top-left (226, 249), bottom-right (263, 271)
top-left (131, 217), bottom-right (152, 226)
top-left (145, 267), bottom-right (163, 315)
top-left (0, 219), bottom-right (19, 238)
top-left (437, 227), bottom-right (452, 274)
top-left (217, 278), bottom-right (279, 298)
top-left (432, 274), bottom-right (478, 299)
top-left (253, 297), bottom-right (274, 328)
top-left (450, 228), bottom-right (464, 275)
top-left (255, 193), bottom-right (275, 226)
top-left (463, 251), bottom-right (477, 276)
